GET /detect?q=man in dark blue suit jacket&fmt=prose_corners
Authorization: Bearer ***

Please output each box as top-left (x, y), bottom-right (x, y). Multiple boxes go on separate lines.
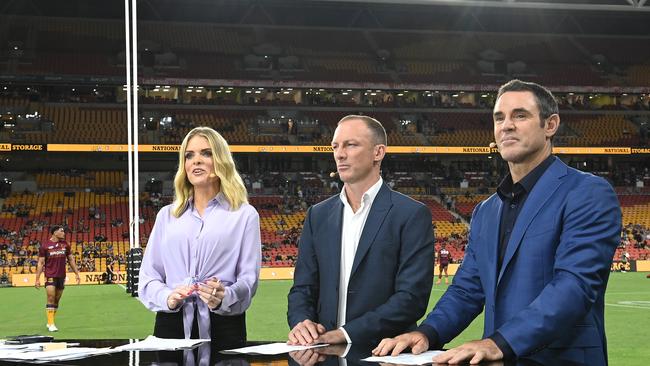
top-left (287, 115), bottom-right (434, 346)
top-left (374, 80), bottom-right (621, 366)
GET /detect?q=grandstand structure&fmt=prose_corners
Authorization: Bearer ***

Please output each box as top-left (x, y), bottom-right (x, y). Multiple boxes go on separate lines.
top-left (0, 0), bottom-right (649, 284)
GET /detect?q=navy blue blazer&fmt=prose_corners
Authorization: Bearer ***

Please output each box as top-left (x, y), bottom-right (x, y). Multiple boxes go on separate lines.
top-left (288, 183), bottom-right (434, 345)
top-left (421, 157), bottom-right (621, 366)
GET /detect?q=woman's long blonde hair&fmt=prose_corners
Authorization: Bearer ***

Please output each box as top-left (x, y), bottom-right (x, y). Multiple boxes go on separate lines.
top-left (171, 126), bottom-right (248, 217)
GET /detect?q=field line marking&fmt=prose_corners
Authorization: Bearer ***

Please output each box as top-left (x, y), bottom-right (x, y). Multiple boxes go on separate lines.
top-left (606, 303), bottom-right (650, 310)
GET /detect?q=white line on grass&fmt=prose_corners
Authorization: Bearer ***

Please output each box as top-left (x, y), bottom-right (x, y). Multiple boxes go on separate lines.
top-left (606, 303), bottom-right (650, 310)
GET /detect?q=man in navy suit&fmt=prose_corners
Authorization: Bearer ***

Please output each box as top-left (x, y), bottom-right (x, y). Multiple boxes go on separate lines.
top-left (374, 80), bottom-right (621, 366)
top-left (287, 115), bottom-right (434, 346)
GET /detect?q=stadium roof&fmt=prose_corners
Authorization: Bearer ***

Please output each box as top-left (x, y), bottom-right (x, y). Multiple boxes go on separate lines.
top-left (318, 0), bottom-right (650, 12)
top-left (1, 0), bottom-right (649, 35)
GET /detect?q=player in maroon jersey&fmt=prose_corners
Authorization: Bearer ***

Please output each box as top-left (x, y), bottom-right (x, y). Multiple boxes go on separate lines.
top-left (35, 225), bottom-right (81, 332)
top-left (436, 243), bottom-right (451, 285)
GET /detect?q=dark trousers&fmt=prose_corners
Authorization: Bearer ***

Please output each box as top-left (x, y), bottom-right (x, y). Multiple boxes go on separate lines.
top-left (154, 309), bottom-right (247, 351)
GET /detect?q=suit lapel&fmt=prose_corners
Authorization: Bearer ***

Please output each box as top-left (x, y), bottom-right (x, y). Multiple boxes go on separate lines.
top-left (497, 158), bottom-right (567, 284)
top-left (350, 184), bottom-right (392, 277)
top-left (328, 199), bottom-right (344, 279)
top-left (484, 198), bottom-right (502, 296)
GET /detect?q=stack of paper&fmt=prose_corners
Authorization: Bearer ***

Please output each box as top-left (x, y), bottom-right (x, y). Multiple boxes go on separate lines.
top-left (363, 350), bottom-right (444, 365)
top-left (0, 336), bottom-right (210, 362)
top-left (221, 343), bottom-right (328, 355)
top-left (0, 344), bottom-right (29, 352)
top-left (114, 336), bottom-right (211, 351)
top-left (0, 347), bottom-right (118, 362)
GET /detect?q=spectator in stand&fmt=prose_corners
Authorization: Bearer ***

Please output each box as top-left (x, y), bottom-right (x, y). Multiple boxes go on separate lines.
top-left (620, 251), bottom-right (630, 272)
top-left (252, 178), bottom-right (262, 194)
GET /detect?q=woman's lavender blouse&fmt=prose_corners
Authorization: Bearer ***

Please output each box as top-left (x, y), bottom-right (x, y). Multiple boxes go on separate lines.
top-left (138, 193), bottom-right (261, 338)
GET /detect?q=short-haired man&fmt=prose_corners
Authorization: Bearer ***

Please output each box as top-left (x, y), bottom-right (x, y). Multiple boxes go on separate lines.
top-left (288, 115), bottom-right (434, 346)
top-left (35, 225), bottom-right (81, 331)
top-left (374, 81), bottom-right (621, 365)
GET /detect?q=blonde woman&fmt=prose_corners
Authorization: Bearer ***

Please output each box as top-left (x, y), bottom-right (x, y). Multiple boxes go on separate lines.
top-left (138, 127), bottom-right (261, 348)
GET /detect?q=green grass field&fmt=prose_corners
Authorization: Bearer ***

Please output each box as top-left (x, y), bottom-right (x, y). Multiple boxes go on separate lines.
top-left (1, 272), bottom-right (648, 365)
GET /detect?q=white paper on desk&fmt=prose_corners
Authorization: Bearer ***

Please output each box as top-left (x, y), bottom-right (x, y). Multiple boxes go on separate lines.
top-left (3, 347), bottom-right (117, 362)
top-left (114, 335), bottom-right (210, 351)
top-left (363, 350), bottom-right (444, 365)
top-left (0, 344), bottom-right (28, 351)
top-left (221, 342), bottom-right (329, 355)
top-left (0, 349), bottom-right (27, 359)
top-left (0, 342), bottom-right (77, 352)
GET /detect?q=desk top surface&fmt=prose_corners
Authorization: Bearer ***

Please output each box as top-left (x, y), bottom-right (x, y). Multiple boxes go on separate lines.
top-left (3, 339), bottom-right (582, 366)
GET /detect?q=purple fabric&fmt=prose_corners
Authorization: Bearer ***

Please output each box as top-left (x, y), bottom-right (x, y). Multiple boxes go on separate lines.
top-left (138, 193), bottom-right (261, 339)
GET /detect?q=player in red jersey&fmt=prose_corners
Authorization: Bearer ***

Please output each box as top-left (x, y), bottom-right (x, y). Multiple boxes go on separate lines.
top-left (35, 225), bottom-right (81, 332)
top-left (436, 243), bottom-right (451, 285)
